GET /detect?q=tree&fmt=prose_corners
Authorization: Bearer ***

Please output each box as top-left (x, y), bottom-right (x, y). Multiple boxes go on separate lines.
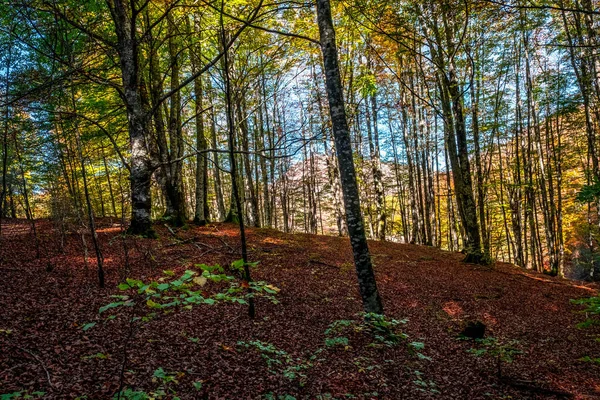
top-left (316, 0), bottom-right (384, 314)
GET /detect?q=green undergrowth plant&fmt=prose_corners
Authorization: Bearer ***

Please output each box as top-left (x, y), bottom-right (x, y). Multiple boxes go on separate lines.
top-left (85, 260), bottom-right (279, 327)
top-left (0, 391), bottom-right (45, 400)
top-left (571, 294), bottom-right (600, 366)
top-left (239, 313), bottom-right (433, 394)
top-left (464, 337), bottom-right (522, 378)
top-left (230, 258), bottom-right (259, 276)
top-left (412, 369), bottom-right (440, 394)
top-left (113, 367), bottom-right (204, 400)
top-left (579, 355), bottom-right (600, 365)
top-left (263, 394), bottom-right (298, 400)
top-left (83, 260), bottom-right (277, 399)
top-left (325, 313), bottom-right (426, 356)
top-left (237, 340), bottom-right (320, 385)
top-left (572, 294), bottom-right (600, 329)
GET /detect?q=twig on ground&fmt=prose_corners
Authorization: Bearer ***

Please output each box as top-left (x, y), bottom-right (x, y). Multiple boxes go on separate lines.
top-left (16, 346), bottom-right (53, 388)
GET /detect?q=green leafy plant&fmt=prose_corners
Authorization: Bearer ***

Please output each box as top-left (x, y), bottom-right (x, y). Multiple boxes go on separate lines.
top-left (114, 368), bottom-right (184, 400)
top-left (241, 315), bottom-right (430, 393)
top-left (579, 355), bottom-right (600, 365)
top-left (237, 340), bottom-right (317, 385)
top-left (324, 319), bottom-right (354, 336)
top-left (363, 312), bottom-right (409, 346)
top-left (577, 177), bottom-right (600, 203)
top-left (152, 367), bottom-right (179, 386)
top-left (264, 393), bottom-right (297, 400)
top-left (86, 263), bottom-right (279, 329)
top-left (112, 389), bottom-right (149, 400)
top-left (412, 370), bottom-right (440, 394)
top-left (0, 391), bottom-right (45, 400)
top-left (91, 264), bottom-right (279, 400)
top-left (325, 313), bottom-right (419, 350)
top-left (571, 295), bottom-right (600, 365)
top-left (352, 356), bottom-right (381, 373)
top-left (572, 294), bottom-right (600, 329)
top-left (324, 336), bottom-right (349, 348)
top-left (81, 352), bottom-right (110, 360)
top-left (466, 337), bottom-right (522, 377)
top-left (230, 258), bottom-right (259, 274)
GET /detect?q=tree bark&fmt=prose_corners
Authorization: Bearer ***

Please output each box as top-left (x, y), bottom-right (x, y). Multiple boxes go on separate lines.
top-left (107, 0), bottom-right (155, 237)
top-left (316, 0), bottom-right (383, 314)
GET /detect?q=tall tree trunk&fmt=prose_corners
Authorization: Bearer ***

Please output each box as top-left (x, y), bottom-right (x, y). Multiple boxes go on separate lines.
top-left (108, 0), bottom-right (155, 237)
top-left (470, 51), bottom-right (490, 260)
top-left (0, 36), bottom-right (12, 247)
top-left (191, 14), bottom-right (208, 226)
top-left (237, 100), bottom-right (260, 227)
top-left (220, 8), bottom-right (255, 318)
top-left (425, 3), bottom-right (483, 263)
top-left (208, 81), bottom-right (227, 221)
top-left (102, 146), bottom-right (118, 217)
top-left (162, 10), bottom-right (187, 226)
top-left (72, 91), bottom-right (105, 288)
top-left (316, 0), bottom-right (383, 314)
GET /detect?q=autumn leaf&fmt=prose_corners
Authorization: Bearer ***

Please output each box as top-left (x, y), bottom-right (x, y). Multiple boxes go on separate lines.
top-left (193, 276), bottom-right (208, 287)
top-left (265, 284), bottom-right (281, 293)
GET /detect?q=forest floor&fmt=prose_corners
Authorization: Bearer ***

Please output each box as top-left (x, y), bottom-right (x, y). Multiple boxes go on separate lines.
top-left (0, 218), bottom-right (599, 399)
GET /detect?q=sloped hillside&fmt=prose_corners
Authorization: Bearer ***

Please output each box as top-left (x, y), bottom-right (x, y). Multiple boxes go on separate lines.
top-left (0, 219), bottom-right (598, 399)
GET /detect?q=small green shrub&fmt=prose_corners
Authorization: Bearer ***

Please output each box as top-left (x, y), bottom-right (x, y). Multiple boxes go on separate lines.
top-left (237, 340), bottom-right (317, 385)
top-left (85, 261), bottom-right (279, 328)
top-left (114, 367), bottom-right (186, 399)
top-left (325, 313), bottom-right (416, 349)
top-left (412, 370), bottom-right (440, 394)
top-left (0, 391), bottom-right (45, 400)
top-left (465, 337), bottom-right (522, 377)
top-left (572, 294), bottom-right (600, 329)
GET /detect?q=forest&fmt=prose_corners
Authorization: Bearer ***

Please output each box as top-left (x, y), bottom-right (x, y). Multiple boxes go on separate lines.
top-left (1, 0), bottom-right (600, 398)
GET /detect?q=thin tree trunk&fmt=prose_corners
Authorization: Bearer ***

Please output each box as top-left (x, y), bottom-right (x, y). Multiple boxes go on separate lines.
top-left (72, 92), bottom-right (105, 288)
top-left (316, 0), bottom-right (383, 314)
top-left (191, 14), bottom-right (208, 226)
top-left (220, 7), bottom-right (255, 318)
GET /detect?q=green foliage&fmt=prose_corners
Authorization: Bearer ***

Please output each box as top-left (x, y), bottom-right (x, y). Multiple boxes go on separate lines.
top-left (264, 393), bottom-right (297, 400)
top-left (412, 370), bottom-right (440, 394)
top-left (88, 263), bottom-right (279, 329)
top-left (237, 340), bottom-right (316, 384)
top-left (324, 336), bottom-right (349, 347)
top-left (114, 368), bottom-right (185, 400)
top-left (241, 314), bottom-right (430, 393)
top-left (112, 389), bottom-right (149, 400)
top-left (324, 319), bottom-right (354, 336)
top-left (466, 337), bottom-right (522, 363)
top-left (572, 294), bottom-right (600, 329)
top-left (152, 367), bottom-right (179, 385)
top-left (81, 352), bottom-right (109, 360)
top-left (363, 313), bottom-right (409, 346)
top-left (325, 313), bottom-right (413, 349)
top-left (356, 72), bottom-right (377, 97)
top-left (577, 177), bottom-right (600, 203)
top-left (574, 294), bottom-right (600, 364)
top-left (0, 391), bottom-right (45, 400)
top-left (352, 356), bottom-right (380, 373)
top-left (82, 322), bottom-right (96, 331)
top-left (230, 258), bottom-right (259, 274)
top-left (579, 355), bottom-right (600, 365)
